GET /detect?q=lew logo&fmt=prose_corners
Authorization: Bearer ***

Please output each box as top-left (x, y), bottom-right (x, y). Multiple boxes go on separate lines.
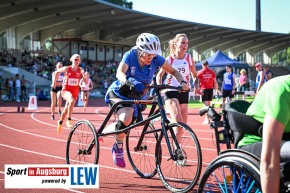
top-left (5, 164), bottom-right (99, 189)
top-left (70, 167), bottom-right (98, 186)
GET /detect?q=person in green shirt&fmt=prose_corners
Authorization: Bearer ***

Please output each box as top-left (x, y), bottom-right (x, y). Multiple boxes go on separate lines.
top-left (238, 75), bottom-right (290, 193)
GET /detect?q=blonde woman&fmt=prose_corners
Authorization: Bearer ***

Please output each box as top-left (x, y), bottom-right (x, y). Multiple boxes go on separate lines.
top-left (50, 62), bottom-right (64, 120)
top-left (79, 71), bottom-right (93, 112)
top-left (156, 33), bottom-right (197, 145)
top-left (238, 69), bottom-right (248, 100)
top-left (52, 54), bottom-right (88, 133)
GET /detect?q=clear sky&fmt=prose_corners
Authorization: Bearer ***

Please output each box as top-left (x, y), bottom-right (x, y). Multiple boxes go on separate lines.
top-left (130, 0), bottom-right (290, 34)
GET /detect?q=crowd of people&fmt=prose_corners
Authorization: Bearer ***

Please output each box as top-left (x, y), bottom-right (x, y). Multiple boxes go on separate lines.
top-left (0, 47), bottom-right (284, 105)
top-left (0, 74), bottom-right (30, 102)
top-left (0, 48), bottom-right (117, 100)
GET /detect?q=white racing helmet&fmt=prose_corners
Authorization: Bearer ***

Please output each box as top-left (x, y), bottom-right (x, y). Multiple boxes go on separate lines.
top-left (136, 33), bottom-right (162, 55)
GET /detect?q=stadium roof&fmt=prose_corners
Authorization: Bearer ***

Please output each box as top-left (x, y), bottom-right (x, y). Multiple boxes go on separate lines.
top-left (1, 0), bottom-right (290, 57)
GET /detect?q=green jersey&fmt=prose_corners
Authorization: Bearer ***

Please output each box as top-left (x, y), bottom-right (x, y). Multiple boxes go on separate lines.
top-left (238, 75), bottom-right (290, 146)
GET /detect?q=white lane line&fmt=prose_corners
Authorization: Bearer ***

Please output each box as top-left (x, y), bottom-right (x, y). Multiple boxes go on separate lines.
top-left (1, 107), bottom-right (219, 154)
top-left (0, 143), bottom-right (137, 174)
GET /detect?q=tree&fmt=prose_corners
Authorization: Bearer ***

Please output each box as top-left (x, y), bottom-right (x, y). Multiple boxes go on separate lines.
top-left (103, 0), bottom-right (133, 9)
top-left (272, 48), bottom-right (290, 66)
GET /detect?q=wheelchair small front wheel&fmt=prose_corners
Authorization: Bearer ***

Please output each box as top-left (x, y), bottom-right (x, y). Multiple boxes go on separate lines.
top-left (66, 120), bottom-right (99, 165)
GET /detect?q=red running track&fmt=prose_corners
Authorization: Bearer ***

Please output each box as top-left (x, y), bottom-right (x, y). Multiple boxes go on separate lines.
top-left (0, 99), bottom-right (226, 193)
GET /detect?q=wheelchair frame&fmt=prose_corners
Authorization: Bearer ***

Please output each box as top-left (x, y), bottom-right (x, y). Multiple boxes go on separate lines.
top-left (198, 100), bottom-right (290, 193)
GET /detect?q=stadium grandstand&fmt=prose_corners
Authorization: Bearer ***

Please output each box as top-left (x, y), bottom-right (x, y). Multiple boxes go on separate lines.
top-left (0, 0), bottom-right (289, 101)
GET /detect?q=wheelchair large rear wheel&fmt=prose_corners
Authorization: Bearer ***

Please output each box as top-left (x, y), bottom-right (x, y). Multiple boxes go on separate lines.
top-left (198, 150), bottom-right (261, 193)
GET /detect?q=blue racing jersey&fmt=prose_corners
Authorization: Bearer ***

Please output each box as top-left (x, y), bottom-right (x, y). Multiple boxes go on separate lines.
top-left (223, 72), bottom-right (234, 90)
top-left (105, 47), bottom-right (165, 103)
top-left (255, 71), bottom-right (266, 89)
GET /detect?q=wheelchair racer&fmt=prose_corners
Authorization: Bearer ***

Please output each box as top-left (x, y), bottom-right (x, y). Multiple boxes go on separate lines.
top-left (238, 75), bottom-right (290, 193)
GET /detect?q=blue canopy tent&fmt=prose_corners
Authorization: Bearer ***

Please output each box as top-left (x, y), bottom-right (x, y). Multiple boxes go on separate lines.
top-left (195, 50), bottom-right (249, 89)
top-left (195, 50), bottom-right (249, 70)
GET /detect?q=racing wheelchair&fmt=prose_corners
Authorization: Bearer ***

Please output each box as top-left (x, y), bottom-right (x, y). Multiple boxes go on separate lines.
top-left (198, 100), bottom-right (290, 193)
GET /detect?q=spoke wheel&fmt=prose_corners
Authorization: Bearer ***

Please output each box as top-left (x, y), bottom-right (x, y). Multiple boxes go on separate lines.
top-left (156, 122), bottom-right (202, 193)
top-left (198, 151), bottom-right (261, 193)
top-left (126, 123), bottom-right (158, 178)
top-left (66, 120), bottom-right (99, 165)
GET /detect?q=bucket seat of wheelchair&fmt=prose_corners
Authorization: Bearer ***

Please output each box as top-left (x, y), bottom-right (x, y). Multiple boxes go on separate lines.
top-left (224, 100), bottom-right (262, 148)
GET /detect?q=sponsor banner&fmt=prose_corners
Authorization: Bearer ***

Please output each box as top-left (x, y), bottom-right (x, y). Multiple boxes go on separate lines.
top-left (5, 164), bottom-right (99, 189)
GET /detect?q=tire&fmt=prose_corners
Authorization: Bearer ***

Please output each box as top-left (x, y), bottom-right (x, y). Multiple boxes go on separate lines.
top-left (126, 123), bottom-right (158, 178)
top-left (66, 120), bottom-right (99, 165)
top-left (198, 150), bottom-right (261, 193)
top-left (156, 122), bottom-right (202, 193)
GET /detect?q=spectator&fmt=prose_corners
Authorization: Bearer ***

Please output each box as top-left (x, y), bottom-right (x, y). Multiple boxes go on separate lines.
top-left (15, 74), bottom-right (21, 102)
top-left (238, 69), bottom-right (248, 100)
top-left (197, 60), bottom-right (218, 124)
top-left (221, 65), bottom-right (235, 108)
top-left (37, 89), bottom-right (49, 101)
top-left (8, 77), bottom-right (14, 101)
top-left (103, 79), bottom-right (108, 95)
top-left (264, 64), bottom-right (272, 81)
top-left (20, 75), bottom-right (28, 101)
top-left (255, 63), bottom-right (266, 94)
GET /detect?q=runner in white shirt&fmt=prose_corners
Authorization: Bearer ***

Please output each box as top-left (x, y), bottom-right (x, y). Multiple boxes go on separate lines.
top-left (50, 62), bottom-right (64, 120)
top-left (156, 33), bottom-right (197, 145)
top-left (79, 71), bottom-right (93, 112)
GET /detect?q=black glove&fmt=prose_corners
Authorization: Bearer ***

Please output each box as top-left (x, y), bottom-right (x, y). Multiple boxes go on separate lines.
top-left (119, 79), bottom-right (134, 97)
top-left (125, 79), bottom-right (135, 91)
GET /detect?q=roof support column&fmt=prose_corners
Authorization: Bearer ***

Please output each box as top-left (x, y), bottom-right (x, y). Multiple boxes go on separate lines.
top-left (192, 47), bottom-right (201, 62)
top-left (6, 28), bottom-right (17, 49)
top-left (16, 28), bottom-right (31, 50)
top-left (210, 48), bottom-right (217, 56)
top-left (246, 49), bottom-right (254, 66)
top-left (263, 51), bottom-right (271, 65)
top-left (227, 49), bottom-right (234, 59)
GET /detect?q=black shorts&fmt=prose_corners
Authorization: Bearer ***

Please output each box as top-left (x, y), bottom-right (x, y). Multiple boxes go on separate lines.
top-left (108, 91), bottom-right (133, 113)
top-left (107, 91), bottom-right (138, 123)
top-left (21, 86), bottom-right (26, 92)
top-left (51, 86), bottom-right (62, 93)
top-left (222, 89), bottom-right (234, 98)
top-left (164, 91), bottom-right (189, 104)
top-left (201, 89), bottom-right (213, 102)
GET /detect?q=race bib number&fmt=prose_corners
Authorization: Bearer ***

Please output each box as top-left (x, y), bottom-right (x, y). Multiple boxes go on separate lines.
top-left (68, 78), bottom-right (79, 86)
top-left (177, 67), bottom-right (186, 74)
top-left (57, 76), bottom-right (64, 82)
top-left (225, 78), bottom-right (231, 84)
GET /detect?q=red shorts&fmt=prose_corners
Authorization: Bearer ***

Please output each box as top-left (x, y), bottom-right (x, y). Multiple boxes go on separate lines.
top-left (63, 87), bottom-right (80, 100)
